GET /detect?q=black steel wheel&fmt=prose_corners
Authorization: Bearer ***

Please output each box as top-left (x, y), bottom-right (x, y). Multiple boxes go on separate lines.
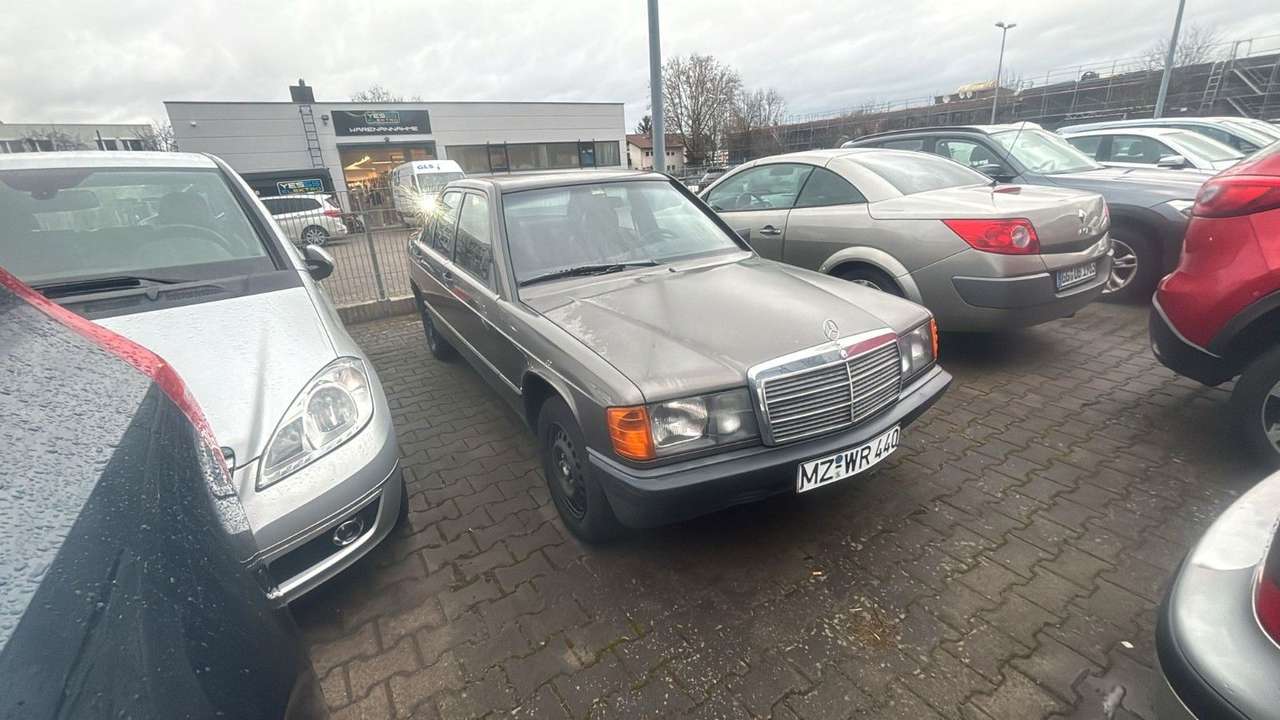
top-left (1233, 345), bottom-right (1280, 468)
top-left (537, 397), bottom-right (623, 542)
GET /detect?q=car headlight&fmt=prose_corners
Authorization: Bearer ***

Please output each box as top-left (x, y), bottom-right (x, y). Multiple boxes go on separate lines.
top-left (1165, 199), bottom-right (1194, 217)
top-left (607, 389), bottom-right (759, 460)
top-left (259, 357), bottom-right (374, 489)
top-left (897, 318), bottom-right (938, 384)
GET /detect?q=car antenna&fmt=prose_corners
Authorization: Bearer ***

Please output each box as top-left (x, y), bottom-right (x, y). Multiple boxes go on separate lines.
top-left (993, 120), bottom-right (1028, 179)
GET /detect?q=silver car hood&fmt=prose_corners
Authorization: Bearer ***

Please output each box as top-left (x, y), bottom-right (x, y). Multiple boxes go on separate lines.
top-left (96, 286), bottom-right (337, 464)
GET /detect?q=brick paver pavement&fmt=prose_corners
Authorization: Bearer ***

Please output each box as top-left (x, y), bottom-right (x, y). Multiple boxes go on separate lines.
top-left (292, 302), bottom-right (1269, 719)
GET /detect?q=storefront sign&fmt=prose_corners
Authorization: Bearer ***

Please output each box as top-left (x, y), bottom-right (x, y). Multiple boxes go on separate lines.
top-left (333, 110), bottom-right (431, 136)
top-left (276, 178), bottom-right (325, 194)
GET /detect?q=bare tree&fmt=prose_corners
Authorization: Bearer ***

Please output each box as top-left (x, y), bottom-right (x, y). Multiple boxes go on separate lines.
top-left (728, 88), bottom-right (788, 158)
top-left (350, 83), bottom-right (423, 102)
top-left (634, 115), bottom-right (653, 135)
top-left (134, 121), bottom-right (178, 151)
top-left (1143, 24), bottom-right (1224, 71)
top-left (662, 54), bottom-right (741, 164)
top-left (20, 128), bottom-right (88, 151)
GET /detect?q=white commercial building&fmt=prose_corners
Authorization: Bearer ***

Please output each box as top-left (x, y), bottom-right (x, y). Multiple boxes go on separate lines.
top-left (165, 81), bottom-right (626, 201)
top-left (0, 122), bottom-right (151, 153)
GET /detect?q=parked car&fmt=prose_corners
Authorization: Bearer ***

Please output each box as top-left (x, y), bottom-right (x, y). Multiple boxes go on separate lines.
top-left (407, 171), bottom-right (951, 541)
top-left (261, 192), bottom-right (350, 246)
top-left (698, 149), bottom-right (1111, 331)
top-left (843, 123), bottom-right (1209, 301)
top-left (0, 151), bottom-right (404, 602)
top-left (1057, 116), bottom-right (1279, 155)
top-left (0, 266), bottom-right (326, 720)
top-left (1156, 468), bottom-right (1280, 720)
top-left (390, 159), bottom-right (465, 226)
top-left (1061, 127), bottom-right (1242, 171)
top-left (1148, 140), bottom-right (1280, 465)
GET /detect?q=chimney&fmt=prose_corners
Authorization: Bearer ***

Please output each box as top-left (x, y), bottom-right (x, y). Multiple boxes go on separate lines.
top-left (289, 79), bottom-right (315, 103)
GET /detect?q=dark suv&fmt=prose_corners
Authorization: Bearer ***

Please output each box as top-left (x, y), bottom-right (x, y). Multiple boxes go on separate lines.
top-left (843, 123), bottom-right (1210, 301)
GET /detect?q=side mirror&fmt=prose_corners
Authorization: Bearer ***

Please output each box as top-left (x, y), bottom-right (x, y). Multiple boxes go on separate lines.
top-left (1157, 154), bottom-right (1190, 169)
top-left (736, 228), bottom-right (752, 243)
top-left (302, 244), bottom-right (335, 281)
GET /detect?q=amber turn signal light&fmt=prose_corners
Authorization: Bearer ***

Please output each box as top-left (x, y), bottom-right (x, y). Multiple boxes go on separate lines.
top-left (930, 317), bottom-right (939, 361)
top-left (606, 406), bottom-right (654, 461)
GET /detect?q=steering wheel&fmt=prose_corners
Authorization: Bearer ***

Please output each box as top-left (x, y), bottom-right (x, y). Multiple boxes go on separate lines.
top-left (734, 192), bottom-right (767, 209)
top-left (155, 223), bottom-right (237, 256)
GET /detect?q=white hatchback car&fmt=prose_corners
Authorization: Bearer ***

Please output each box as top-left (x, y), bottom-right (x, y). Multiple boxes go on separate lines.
top-left (1062, 127), bottom-right (1243, 172)
top-left (0, 152), bottom-right (403, 602)
top-left (261, 192), bottom-right (350, 246)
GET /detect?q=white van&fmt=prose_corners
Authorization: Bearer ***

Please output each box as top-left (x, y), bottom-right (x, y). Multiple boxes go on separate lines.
top-left (390, 160), bottom-right (465, 225)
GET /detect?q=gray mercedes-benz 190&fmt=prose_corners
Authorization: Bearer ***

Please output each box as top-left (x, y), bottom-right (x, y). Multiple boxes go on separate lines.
top-left (408, 171), bottom-right (952, 541)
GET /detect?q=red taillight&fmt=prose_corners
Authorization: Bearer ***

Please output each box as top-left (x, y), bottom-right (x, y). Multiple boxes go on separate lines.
top-left (1193, 175), bottom-right (1280, 218)
top-left (1258, 534), bottom-right (1280, 643)
top-left (0, 265), bottom-right (226, 474)
top-left (323, 208), bottom-right (342, 218)
top-left (942, 218), bottom-right (1040, 255)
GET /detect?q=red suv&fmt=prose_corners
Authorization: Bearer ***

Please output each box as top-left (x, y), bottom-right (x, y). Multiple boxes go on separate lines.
top-left (1150, 139), bottom-right (1280, 465)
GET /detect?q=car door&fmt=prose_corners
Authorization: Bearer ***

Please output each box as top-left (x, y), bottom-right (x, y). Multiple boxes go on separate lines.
top-left (1107, 135), bottom-right (1170, 168)
top-left (410, 189), bottom-right (464, 333)
top-left (446, 191), bottom-right (523, 389)
top-left (780, 166), bottom-right (877, 271)
top-left (702, 163), bottom-right (812, 259)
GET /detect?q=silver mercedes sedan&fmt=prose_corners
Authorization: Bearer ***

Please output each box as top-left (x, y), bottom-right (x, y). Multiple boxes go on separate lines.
top-left (701, 149), bottom-right (1113, 331)
top-left (0, 151), bottom-right (403, 602)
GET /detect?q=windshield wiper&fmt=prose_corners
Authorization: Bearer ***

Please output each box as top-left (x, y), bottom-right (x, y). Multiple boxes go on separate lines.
top-left (33, 274), bottom-right (186, 300)
top-left (519, 260), bottom-right (660, 287)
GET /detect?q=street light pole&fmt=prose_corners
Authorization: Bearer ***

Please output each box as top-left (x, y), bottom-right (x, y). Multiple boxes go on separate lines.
top-left (991, 21), bottom-right (1016, 124)
top-left (647, 0), bottom-right (666, 173)
top-left (1153, 0), bottom-right (1186, 118)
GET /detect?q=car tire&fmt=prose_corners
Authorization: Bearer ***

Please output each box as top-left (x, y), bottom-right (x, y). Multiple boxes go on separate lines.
top-left (301, 225), bottom-right (329, 246)
top-left (1102, 227), bottom-right (1159, 303)
top-left (1231, 344), bottom-right (1280, 468)
top-left (536, 397), bottom-right (624, 543)
top-left (415, 289), bottom-right (457, 362)
top-left (835, 265), bottom-right (903, 297)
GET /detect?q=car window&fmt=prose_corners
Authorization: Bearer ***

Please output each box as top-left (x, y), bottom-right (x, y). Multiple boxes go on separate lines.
top-left (936, 139), bottom-right (1007, 171)
top-left (0, 168), bottom-right (272, 286)
top-left (794, 167), bottom-right (865, 208)
top-left (1065, 136), bottom-right (1104, 159)
top-left (878, 138), bottom-right (926, 151)
top-left (990, 129), bottom-right (1101, 174)
top-left (705, 164), bottom-right (813, 212)
top-left (503, 180), bottom-right (740, 284)
top-left (1167, 130), bottom-right (1242, 162)
top-left (426, 190), bottom-right (462, 255)
top-left (261, 197), bottom-right (285, 215)
top-left (852, 151), bottom-right (992, 195)
top-left (1191, 126), bottom-right (1259, 154)
top-left (454, 193), bottom-right (494, 288)
top-left (1108, 135), bottom-right (1170, 164)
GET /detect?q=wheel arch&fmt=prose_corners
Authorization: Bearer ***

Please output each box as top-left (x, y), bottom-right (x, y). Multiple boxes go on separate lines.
top-left (818, 247), bottom-right (923, 304)
top-left (1216, 291), bottom-right (1280, 374)
top-left (521, 368), bottom-right (579, 431)
top-left (1106, 207), bottom-right (1168, 273)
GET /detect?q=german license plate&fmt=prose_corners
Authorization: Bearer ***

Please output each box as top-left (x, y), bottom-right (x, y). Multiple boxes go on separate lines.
top-left (1055, 261), bottom-right (1098, 290)
top-left (796, 426), bottom-right (900, 494)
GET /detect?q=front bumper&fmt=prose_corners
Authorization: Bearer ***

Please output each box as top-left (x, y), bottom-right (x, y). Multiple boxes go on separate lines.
top-left (1149, 298), bottom-right (1232, 386)
top-left (588, 365), bottom-right (951, 528)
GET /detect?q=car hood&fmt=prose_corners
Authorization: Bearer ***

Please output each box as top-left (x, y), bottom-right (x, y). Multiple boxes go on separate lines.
top-left (96, 286), bottom-right (337, 464)
top-left (521, 255), bottom-right (926, 401)
top-left (1038, 165), bottom-right (1211, 201)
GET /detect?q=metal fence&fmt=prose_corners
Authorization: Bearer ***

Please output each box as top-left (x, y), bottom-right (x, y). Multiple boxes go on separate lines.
top-left (265, 184), bottom-right (421, 321)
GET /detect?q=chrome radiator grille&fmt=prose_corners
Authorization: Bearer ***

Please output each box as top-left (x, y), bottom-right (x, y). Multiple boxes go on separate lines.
top-left (757, 341), bottom-right (901, 444)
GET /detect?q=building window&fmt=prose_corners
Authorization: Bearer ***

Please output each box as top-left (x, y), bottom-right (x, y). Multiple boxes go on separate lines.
top-left (578, 142), bottom-right (596, 168)
top-left (121, 138), bottom-right (146, 151)
top-left (447, 141), bottom-right (618, 173)
top-left (446, 145), bottom-right (491, 174)
top-left (96, 138), bottom-right (119, 151)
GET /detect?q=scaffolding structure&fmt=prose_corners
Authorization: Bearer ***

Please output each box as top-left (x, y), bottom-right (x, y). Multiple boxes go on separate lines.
top-left (723, 33), bottom-right (1280, 164)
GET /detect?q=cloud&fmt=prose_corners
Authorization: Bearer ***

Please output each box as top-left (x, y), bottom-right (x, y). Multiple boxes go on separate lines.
top-left (1, 0), bottom-right (1276, 128)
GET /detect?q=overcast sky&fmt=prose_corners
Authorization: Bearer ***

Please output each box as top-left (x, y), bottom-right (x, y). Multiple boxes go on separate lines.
top-left (2, 0), bottom-right (1277, 130)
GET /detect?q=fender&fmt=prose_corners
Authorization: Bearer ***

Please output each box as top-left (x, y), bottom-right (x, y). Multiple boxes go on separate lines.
top-left (521, 363), bottom-right (583, 425)
top-left (1107, 205), bottom-right (1183, 274)
top-left (817, 246), bottom-right (925, 304)
top-left (1210, 289), bottom-right (1280, 360)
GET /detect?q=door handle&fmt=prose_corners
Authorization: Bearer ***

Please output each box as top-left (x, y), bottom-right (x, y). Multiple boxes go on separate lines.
top-left (760, 225), bottom-right (782, 236)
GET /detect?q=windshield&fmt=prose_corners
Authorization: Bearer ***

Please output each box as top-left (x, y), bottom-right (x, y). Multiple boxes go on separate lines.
top-left (854, 151), bottom-right (992, 194)
top-left (502, 180), bottom-right (740, 284)
top-left (1221, 120), bottom-right (1279, 146)
top-left (1167, 131), bottom-right (1243, 162)
top-left (0, 168), bottom-right (271, 285)
top-left (415, 172), bottom-right (465, 193)
top-left (991, 129), bottom-right (1102, 174)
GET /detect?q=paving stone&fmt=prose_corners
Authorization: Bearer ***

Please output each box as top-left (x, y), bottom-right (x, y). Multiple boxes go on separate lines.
top-left (505, 638), bottom-right (582, 697)
top-left (348, 635), bottom-right (420, 699)
top-left (1010, 633), bottom-right (1103, 704)
top-left (972, 668), bottom-right (1068, 719)
top-left (387, 653), bottom-right (464, 719)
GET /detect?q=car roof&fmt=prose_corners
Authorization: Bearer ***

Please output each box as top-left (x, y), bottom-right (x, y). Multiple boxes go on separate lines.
top-left (853, 122), bottom-right (1041, 142)
top-left (0, 151), bottom-right (219, 171)
top-left (261, 192), bottom-right (330, 199)
top-left (456, 170), bottom-right (668, 193)
top-left (1062, 127), bottom-right (1189, 138)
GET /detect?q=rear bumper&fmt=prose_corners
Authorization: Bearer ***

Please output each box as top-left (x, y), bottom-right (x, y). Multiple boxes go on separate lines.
top-left (587, 365), bottom-right (951, 528)
top-left (1149, 298), bottom-right (1232, 386)
top-left (943, 253), bottom-right (1110, 331)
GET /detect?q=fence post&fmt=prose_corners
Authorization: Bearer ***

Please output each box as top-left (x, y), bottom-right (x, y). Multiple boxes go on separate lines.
top-left (363, 211), bottom-right (390, 310)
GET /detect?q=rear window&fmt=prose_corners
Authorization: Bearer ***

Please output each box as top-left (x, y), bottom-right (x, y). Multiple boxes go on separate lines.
top-left (853, 151), bottom-right (992, 195)
top-left (0, 168), bottom-right (272, 285)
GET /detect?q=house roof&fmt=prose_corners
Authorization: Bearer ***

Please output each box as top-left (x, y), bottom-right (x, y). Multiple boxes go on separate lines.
top-left (626, 133), bottom-right (684, 149)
